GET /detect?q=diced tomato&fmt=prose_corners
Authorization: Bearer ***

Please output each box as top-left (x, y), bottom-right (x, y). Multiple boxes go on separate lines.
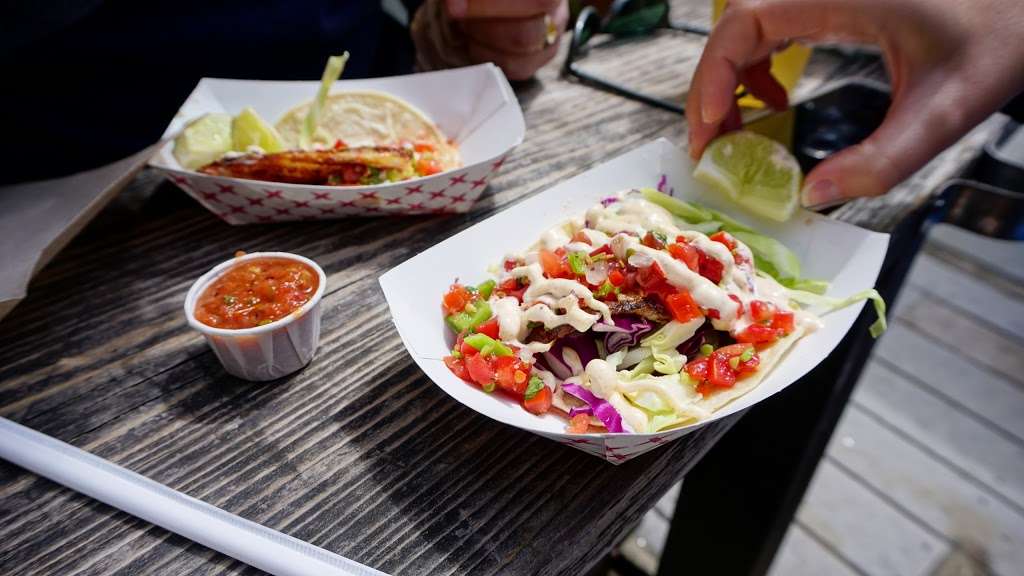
top-left (708, 354), bottom-right (737, 388)
top-left (476, 318), bottom-right (500, 339)
top-left (498, 278), bottom-right (518, 292)
top-left (665, 291), bottom-right (704, 323)
top-left (523, 386), bottom-right (552, 414)
top-left (735, 323), bottom-right (782, 344)
top-left (539, 249), bottom-right (564, 278)
top-left (503, 259), bottom-right (518, 271)
top-left (750, 300), bottom-right (774, 323)
top-left (413, 142), bottom-right (436, 153)
top-left (442, 284), bottom-right (472, 314)
top-left (416, 158), bottom-right (442, 176)
top-left (608, 268), bottom-right (626, 287)
top-left (737, 354), bottom-right (760, 375)
top-left (707, 308), bottom-right (720, 320)
top-left (770, 311), bottom-right (795, 334)
top-left (342, 164), bottom-right (367, 184)
top-left (667, 242), bottom-right (700, 272)
top-left (459, 339), bottom-right (478, 357)
top-left (728, 294), bottom-right (744, 315)
top-left (493, 356), bottom-right (516, 391)
top-left (589, 244), bottom-right (613, 257)
top-left (685, 357), bottom-right (709, 381)
top-left (714, 343), bottom-right (753, 358)
top-left (494, 356), bottom-right (531, 394)
top-left (698, 252), bottom-right (724, 284)
top-left (636, 262), bottom-right (674, 298)
top-left (444, 356), bottom-right (470, 381)
top-left (465, 353), bottom-right (494, 386)
top-left (710, 231), bottom-right (737, 251)
top-left (333, 139), bottom-right (347, 149)
top-left (571, 230), bottom-right (592, 245)
top-left (568, 413), bottom-right (590, 434)
top-left (642, 231), bottom-right (665, 250)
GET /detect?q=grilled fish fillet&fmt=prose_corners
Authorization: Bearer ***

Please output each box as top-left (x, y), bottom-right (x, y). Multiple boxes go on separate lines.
top-left (199, 146), bottom-right (414, 185)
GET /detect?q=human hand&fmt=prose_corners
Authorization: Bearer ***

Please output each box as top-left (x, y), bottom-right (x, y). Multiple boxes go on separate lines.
top-left (412, 0), bottom-right (568, 81)
top-left (686, 0), bottom-right (1024, 209)
top-left (445, 0), bottom-right (569, 80)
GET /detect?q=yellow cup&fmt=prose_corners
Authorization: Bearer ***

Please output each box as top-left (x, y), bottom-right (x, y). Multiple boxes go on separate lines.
top-left (712, 0), bottom-right (811, 110)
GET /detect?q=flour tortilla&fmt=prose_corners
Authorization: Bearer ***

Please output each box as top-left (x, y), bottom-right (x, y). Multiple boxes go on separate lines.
top-left (275, 90), bottom-right (460, 170)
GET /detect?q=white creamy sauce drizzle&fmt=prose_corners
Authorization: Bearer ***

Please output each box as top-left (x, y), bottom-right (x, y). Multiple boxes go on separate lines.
top-left (480, 192), bottom-right (817, 428)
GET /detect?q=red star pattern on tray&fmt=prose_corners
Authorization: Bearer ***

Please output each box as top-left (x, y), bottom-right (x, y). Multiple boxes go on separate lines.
top-left (174, 159), bottom-right (505, 223)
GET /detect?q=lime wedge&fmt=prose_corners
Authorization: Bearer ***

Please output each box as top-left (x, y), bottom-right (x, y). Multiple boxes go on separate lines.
top-left (693, 130), bottom-right (802, 222)
top-left (173, 113), bottom-right (232, 170)
top-left (232, 107), bottom-right (284, 153)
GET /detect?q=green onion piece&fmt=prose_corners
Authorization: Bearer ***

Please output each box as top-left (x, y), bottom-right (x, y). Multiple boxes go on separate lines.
top-left (568, 252), bottom-right (587, 275)
top-left (464, 302), bottom-right (477, 315)
top-left (739, 347), bottom-right (755, 362)
top-left (700, 343), bottom-right (714, 356)
top-left (524, 376), bottom-right (544, 400)
top-left (450, 349), bottom-right (462, 359)
top-left (468, 301), bottom-right (492, 329)
top-left (591, 253), bottom-right (608, 262)
top-left (476, 279), bottom-right (496, 300)
top-left (595, 282), bottom-right (615, 298)
top-left (482, 381), bottom-right (496, 393)
top-left (300, 53), bottom-right (349, 149)
top-left (463, 332), bottom-right (512, 356)
top-left (653, 231), bottom-right (668, 244)
top-left (445, 313), bottom-right (473, 334)
top-left (728, 356), bottom-right (741, 370)
top-left (463, 333), bottom-right (494, 351)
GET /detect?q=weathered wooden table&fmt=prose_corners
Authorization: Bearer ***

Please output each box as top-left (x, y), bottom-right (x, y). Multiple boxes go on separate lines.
top-left (0, 2), bottom-right (1000, 574)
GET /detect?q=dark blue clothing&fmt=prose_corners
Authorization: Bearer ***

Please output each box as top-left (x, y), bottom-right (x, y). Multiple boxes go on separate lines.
top-left (1, 1), bottom-right (421, 184)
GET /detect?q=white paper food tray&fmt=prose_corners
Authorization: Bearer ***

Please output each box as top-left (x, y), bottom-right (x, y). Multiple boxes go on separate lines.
top-left (149, 64), bottom-right (524, 224)
top-left (380, 138), bottom-right (889, 463)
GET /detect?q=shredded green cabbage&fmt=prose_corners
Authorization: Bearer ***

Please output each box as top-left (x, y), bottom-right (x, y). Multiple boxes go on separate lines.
top-left (786, 287), bottom-right (888, 338)
top-left (640, 319), bottom-right (701, 374)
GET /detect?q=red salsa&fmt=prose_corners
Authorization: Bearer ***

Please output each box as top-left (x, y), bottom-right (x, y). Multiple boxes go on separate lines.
top-left (195, 256), bottom-right (318, 329)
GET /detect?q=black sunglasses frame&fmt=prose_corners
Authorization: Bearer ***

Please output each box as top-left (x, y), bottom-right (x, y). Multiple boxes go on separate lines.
top-left (562, 3), bottom-right (710, 115)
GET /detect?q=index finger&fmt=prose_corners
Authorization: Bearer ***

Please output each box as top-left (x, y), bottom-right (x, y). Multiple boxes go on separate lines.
top-left (446, 0), bottom-right (561, 19)
top-left (687, 0), bottom-right (876, 159)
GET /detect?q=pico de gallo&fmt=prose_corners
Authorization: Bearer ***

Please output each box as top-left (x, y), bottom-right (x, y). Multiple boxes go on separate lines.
top-left (441, 188), bottom-right (885, 434)
top-left (195, 254), bottom-right (319, 329)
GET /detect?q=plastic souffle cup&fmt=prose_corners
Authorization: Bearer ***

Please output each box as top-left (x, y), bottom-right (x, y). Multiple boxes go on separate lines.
top-left (184, 252), bottom-right (327, 381)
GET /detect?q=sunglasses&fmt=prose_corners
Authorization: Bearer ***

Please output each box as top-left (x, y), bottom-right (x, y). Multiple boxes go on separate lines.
top-left (563, 0), bottom-right (710, 114)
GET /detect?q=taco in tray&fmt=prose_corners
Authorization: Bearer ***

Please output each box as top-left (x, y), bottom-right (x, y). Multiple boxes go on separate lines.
top-left (174, 54), bottom-right (460, 185)
top-left (436, 188), bottom-right (886, 435)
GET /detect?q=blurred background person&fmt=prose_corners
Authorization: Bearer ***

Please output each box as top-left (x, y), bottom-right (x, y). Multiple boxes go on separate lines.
top-left (0, 0), bottom-right (568, 185)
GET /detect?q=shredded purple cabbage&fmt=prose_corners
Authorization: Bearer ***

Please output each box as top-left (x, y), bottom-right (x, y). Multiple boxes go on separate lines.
top-left (540, 332), bottom-right (599, 380)
top-left (603, 315), bottom-right (654, 353)
top-left (677, 320), bottom-right (713, 358)
top-left (562, 382), bottom-right (624, 433)
top-left (600, 196), bottom-right (619, 207)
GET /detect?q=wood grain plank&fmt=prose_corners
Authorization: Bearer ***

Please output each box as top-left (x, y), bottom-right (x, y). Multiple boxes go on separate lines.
top-left (767, 524), bottom-right (862, 576)
top-left (852, 363), bottom-right (1024, 507)
top-left (895, 287), bottom-right (1024, 388)
top-left (872, 324), bottom-right (1024, 444)
top-left (906, 253), bottom-right (1024, 342)
top-left (797, 461), bottom-right (948, 576)
top-left (830, 407), bottom-right (1024, 576)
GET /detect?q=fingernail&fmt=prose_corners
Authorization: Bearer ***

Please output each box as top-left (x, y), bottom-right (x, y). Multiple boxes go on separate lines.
top-left (801, 179), bottom-right (844, 210)
top-left (446, 0), bottom-right (467, 18)
top-left (701, 100), bottom-right (716, 125)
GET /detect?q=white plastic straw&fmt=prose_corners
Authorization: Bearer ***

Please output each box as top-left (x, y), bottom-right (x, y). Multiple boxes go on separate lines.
top-left (0, 417), bottom-right (387, 576)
